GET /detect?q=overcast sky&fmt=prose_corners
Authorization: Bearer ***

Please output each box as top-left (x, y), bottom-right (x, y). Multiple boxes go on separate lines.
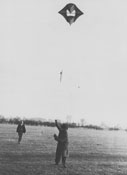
top-left (0, 0), bottom-right (127, 127)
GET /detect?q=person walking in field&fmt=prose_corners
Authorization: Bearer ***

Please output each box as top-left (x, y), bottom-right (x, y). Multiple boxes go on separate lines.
top-left (54, 120), bottom-right (69, 168)
top-left (16, 120), bottom-right (26, 144)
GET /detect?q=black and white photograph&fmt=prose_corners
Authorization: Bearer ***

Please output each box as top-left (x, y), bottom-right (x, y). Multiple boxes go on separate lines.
top-left (0, 0), bottom-right (127, 174)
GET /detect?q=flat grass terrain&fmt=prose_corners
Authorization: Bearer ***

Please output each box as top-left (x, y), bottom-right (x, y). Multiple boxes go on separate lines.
top-left (0, 124), bottom-right (127, 175)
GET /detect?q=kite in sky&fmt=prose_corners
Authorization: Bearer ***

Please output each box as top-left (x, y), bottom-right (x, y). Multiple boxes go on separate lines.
top-left (58, 3), bottom-right (83, 25)
top-left (60, 70), bottom-right (63, 83)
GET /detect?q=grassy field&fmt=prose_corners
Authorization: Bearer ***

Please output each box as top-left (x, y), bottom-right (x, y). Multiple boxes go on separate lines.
top-left (0, 124), bottom-right (127, 175)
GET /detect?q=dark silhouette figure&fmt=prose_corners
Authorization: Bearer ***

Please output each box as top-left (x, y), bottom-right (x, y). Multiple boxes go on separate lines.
top-left (54, 120), bottom-right (69, 168)
top-left (16, 120), bottom-right (26, 144)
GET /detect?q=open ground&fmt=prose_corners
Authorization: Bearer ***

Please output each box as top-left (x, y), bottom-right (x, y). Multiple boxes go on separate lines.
top-left (0, 124), bottom-right (127, 175)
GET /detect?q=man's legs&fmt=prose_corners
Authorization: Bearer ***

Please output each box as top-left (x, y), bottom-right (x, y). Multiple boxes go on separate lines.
top-left (18, 133), bottom-right (23, 144)
top-left (55, 143), bottom-right (62, 165)
top-left (62, 156), bottom-right (66, 168)
top-left (62, 148), bottom-right (68, 168)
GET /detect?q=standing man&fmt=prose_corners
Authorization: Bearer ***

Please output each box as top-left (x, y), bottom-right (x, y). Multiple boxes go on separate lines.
top-left (54, 120), bottom-right (69, 168)
top-left (16, 120), bottom-right (26, 144)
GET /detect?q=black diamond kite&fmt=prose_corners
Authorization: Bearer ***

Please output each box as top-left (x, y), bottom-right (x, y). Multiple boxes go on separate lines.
top-left (58, 3), bottom-right (83, 25)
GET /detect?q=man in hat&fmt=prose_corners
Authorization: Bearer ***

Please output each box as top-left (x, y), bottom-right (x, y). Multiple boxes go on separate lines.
top-left (54, 120), bottom-right (69, 168)
top-left (16, 120), bottom-right (26, 144)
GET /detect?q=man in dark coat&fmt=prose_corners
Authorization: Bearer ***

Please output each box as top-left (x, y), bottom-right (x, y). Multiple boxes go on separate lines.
top-left (16, 120), bottom-right (26, 144)
top-left (54, 120), bottom-right (69, 168)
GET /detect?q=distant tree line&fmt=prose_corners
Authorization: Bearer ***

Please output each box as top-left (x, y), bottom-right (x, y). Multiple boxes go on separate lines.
top-left (108, 127), bottom-right (120, 131)
top-left (83, 125), bottom-right (103, 130)
top-left (0, 115), bottom-right (78, 128)
top-left (0, 115), bottom-right (123, 131)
